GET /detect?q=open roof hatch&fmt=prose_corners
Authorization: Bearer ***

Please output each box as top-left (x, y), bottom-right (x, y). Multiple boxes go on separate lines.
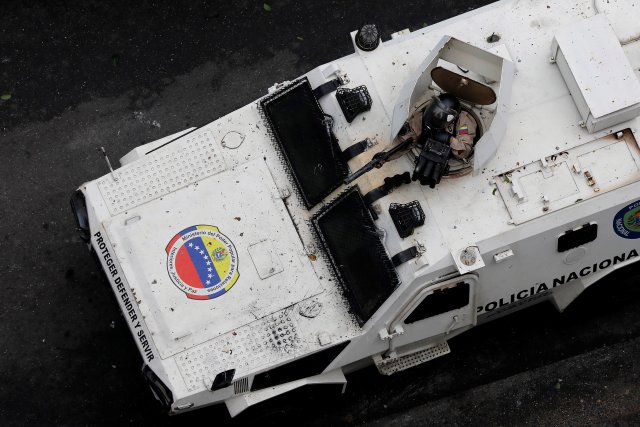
top-left (390, 36), bottom-right (514, 175)
top-left (430, 67), bottom-right (497, 106)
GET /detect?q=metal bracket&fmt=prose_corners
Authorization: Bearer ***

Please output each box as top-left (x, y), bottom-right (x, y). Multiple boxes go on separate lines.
top-left (378, 324), bottom-right (404, 341)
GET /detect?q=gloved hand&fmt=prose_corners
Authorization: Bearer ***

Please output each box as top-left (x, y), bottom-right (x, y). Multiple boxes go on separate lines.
top-left (412, 138), bottom-right (451, 188)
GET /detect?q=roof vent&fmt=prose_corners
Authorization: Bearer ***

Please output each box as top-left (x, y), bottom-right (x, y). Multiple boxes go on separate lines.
top-left (355, 24), bottom-right (380, 52)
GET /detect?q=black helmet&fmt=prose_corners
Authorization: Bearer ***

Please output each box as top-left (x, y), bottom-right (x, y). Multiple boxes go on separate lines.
top-left (422, 93), bottom-right (460, 131)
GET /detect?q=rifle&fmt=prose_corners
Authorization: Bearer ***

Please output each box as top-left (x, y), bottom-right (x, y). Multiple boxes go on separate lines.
top-left (343, 137), bottom-right (414, 185)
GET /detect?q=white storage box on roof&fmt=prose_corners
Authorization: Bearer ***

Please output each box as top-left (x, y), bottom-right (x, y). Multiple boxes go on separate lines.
top-left (551, 14), bottom-right (640, 133)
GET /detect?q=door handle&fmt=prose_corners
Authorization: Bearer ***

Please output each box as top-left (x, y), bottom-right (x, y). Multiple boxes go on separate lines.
top-left (445, 315), bottom-right (460, 335)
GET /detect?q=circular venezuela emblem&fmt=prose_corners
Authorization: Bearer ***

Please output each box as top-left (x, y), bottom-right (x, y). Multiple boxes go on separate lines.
top-left (165, 225), bottom-right (240, 300)
top-left (613, 200), bottom-right (640, 239)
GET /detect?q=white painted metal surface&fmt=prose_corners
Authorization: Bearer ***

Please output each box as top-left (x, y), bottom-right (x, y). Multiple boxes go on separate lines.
top-left (75, 0), bottom-right (640, 417)
top-left (98, 130), bottom-right (225, 215)
top-left (595, 0), bottom-right (640, 44)
top-left (551, 14), bottom-right (640, 132)
top-left (104, 160), bottom-right (325, 358)
top-left (495, 130), bottom-right (640, 224)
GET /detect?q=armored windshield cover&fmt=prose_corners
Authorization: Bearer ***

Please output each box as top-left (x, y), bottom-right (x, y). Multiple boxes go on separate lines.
top-left (261, 78), bottom-right (349, 208)
top-left (313, 187), bottom-right (399, 325)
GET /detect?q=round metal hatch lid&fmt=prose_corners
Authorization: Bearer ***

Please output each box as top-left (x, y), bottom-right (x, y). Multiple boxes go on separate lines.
top-left (595, 0), bottom-right (640, 44)
top-left (430, 66), bottom-right (497, 105)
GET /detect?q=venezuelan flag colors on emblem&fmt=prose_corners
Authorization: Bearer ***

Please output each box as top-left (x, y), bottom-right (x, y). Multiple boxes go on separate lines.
top-left (613, 200), bottom-right (640, 240)
top-left (166, 225), bottom-right (240, 300)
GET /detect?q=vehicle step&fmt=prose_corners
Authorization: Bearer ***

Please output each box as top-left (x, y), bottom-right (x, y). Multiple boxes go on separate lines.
top-left (373, 342), bottom-right (451, 375)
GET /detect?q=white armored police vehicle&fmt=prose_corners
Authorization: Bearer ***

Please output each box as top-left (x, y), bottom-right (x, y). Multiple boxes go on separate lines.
top-left (72, 0), bottom-right (640, 416)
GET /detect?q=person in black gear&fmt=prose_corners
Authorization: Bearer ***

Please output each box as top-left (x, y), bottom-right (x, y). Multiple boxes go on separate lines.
top-left (422, 93), bottom-right (461, 132)
top-left (413, 93), bottom-right (460, 188)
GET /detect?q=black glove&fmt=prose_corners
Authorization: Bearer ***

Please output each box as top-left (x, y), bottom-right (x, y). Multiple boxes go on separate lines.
top-left (412, 138), bottom-right (451, 188)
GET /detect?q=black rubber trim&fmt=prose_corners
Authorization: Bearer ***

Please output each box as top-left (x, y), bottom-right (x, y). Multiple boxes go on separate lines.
top-left (251, 341), bottom-right (350, 391)
top-left (392, 246), bottom-right (419, 267)
top-left (362, 187), bottom-right (387, 206)
top-left (342, 139), bottom-right (370, 161)
top-left (313, 78), bottom-right (341, 99)
top-left (142, 365), bottom-right (174, 410)
top-left (210, 369), bottom-right (235, 391)
top-left (363, 172), bottom-right (411, 205)
top-left (70, 190), bottom-right (90, 243)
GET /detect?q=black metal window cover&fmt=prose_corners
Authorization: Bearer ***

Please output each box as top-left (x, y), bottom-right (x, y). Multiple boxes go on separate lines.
top-left (404, 281), bottom-right (470, 324)
top-left (313, 187), bottom-right (399, 325)
top-left (557, 222), bottom-right (598, 252)
top-left (260, 78), bottom-right (349, 209)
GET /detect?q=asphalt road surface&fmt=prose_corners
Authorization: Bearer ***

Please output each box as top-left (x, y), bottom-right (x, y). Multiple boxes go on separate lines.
top-left (2, 1), bottom-right (640, 426)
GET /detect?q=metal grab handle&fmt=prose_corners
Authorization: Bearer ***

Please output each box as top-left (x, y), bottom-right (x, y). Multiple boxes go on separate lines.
top-left (445, 315), bottom-right (460, 335)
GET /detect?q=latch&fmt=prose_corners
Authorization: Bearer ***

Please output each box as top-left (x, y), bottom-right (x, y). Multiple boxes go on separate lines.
top-left (511, 179), bottom-right (525, 202)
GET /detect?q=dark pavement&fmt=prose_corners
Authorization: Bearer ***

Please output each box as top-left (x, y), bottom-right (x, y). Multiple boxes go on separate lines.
top-left (1, 1), bottom-right (640, 426)
top-left (369, 333), bottom-right (640, 427)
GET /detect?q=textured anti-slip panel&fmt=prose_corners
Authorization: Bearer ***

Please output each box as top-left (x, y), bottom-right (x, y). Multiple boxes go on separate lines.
top-left (175, 310), bottom-right (305, 392)
top-left (97, 130), bottom-right (226, 215)
top-left (374, 342), bottom-right (451, 375)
